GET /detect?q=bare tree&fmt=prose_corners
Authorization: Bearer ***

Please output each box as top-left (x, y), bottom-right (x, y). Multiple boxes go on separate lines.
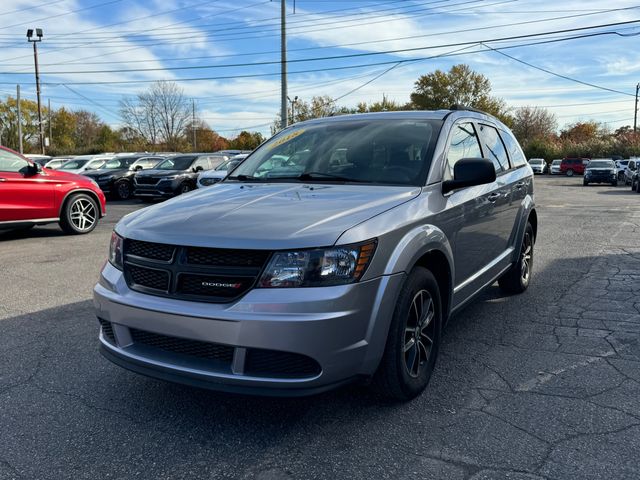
top-left (119, 81), bottom-right (190, 150)
top-left (511, 106), bottom-right (558, 147)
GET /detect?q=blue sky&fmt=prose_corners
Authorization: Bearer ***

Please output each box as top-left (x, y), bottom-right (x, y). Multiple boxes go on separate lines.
top-left (0, 0), bottom-right (638, 137)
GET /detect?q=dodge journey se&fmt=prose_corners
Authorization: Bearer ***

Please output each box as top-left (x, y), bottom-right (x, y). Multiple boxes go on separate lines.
top-left (94, 108), bottom-right (537, 400)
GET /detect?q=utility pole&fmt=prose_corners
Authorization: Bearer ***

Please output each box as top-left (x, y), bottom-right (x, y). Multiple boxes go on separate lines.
top-left (16, 85), bottom-right (23, 154)
top-left (288, 95), bottom-right (298, 124)
top-left (634, 83), bottom-right (639, 133)
top-left (280, 0), bottom-right (288, 129)
top-left (27, 28), bottom-right (45, 154)
top-left (48, 98), bottom-right (52, 149)
top-left (192, 99), bottom-right (197, 151)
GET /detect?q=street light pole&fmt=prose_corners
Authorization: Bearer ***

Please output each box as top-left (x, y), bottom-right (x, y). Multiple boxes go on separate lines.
top-left (280, 0), bottom-right (288, 129)
top-left (634, 83), bottom-right (639, 133)
top-left (17, 85), bottom-right (23, 154)
top-left (27, 28), bottom-right (45, 154)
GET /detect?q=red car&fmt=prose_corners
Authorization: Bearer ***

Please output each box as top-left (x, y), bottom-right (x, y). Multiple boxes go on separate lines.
top-left (560, 157), bottom-right (588, 176)
top-left (0, 146), bottom-right (106, 234)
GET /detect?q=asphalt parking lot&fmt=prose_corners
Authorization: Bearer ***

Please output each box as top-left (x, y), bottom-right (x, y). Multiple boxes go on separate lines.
top-left (2, 176), bottom-right (640, 480)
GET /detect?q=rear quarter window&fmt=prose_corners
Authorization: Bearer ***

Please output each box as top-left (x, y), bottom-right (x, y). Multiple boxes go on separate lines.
top-left (500, 130), bottom-right (527, 168)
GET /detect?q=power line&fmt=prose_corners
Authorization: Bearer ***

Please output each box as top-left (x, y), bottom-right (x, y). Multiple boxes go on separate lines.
top-left (3, 19), bottom-right (637, 82)
top-left (0, 0), bottom-right (124, 31)
top-left (482, 42), bottom-right (635, 97)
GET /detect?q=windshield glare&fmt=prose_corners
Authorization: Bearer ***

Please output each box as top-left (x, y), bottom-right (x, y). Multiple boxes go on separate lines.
top-left (60, 159), bottom-right (89, 169)
top-left (229, 119), bottom-right (440, 185)
top-left (156, 156), bottom-right (195, 170)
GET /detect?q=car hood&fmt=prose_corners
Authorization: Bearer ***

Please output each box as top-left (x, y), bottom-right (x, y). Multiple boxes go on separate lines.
top-left (40, 168), bottom-right (95, 183)
top-left (136, 168), bottom-right (184, 177)
top-left (117, 182), bottom-right (421, 249)
top-left (84, 168), bottom-right (129, 178)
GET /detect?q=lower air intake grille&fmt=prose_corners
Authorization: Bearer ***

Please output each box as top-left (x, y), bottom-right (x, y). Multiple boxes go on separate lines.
top-left (130, 328), bottom-right (234, 364)
top-left (245, 348), bottom-right (321, 378)
top-left (98, 318), bottom-right (116, 344)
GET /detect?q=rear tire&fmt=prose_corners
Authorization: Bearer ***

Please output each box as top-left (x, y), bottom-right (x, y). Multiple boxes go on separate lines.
top-left (372, 267), bottom-right (442, 401)
top-left (612, 181), bottom-right (618, 187)
top-left (566, 169), bottom-right (574, 177)
top-left (59, 193), bottom-right (99, 235)
top-left (498, 222), bottom-right (534, 294)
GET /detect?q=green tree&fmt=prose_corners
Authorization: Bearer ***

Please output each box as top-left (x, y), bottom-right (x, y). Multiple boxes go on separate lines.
top-left (50, 107), bottom-right (77, 154)
top-left (228, 131), bottom-right (264, 150)
top-left (0, 96), bottom-right (42, 152)
top-left (355, 95), bottom-right (407, 113)
top-left (409, 64), bottom-right (511, 124)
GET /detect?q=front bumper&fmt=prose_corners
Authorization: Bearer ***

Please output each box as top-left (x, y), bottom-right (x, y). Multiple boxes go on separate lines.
top-left (94, 262), bottom-right (404, 395)
top-left (585, 173), bottom-right (616, 183)
top-left (133, 181), bottom-right (178, 198)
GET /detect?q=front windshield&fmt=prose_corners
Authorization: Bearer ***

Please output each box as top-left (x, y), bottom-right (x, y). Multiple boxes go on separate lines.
top-left (529, 159), bottom-right (543, 165)
top-left (156, 156), bottom-right (195, 170)
top-left (229, 119), bottom-right (440, 185)
top-left (588, 161), bottom-right (614, 169)
top-left (86, 160), bottom-right (105, 169)
top-left (552, 160), bottom-right (561, 165)
top-left (60, 159), bottom-right (89, 169)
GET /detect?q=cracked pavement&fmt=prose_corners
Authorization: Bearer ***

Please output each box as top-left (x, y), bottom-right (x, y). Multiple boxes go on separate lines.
top-left (1, 177), bottom-right (640, 479)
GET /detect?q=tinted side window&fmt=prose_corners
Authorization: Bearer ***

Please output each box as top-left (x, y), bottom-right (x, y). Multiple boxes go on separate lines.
top-left (500, 130), bottom-right (527, 168)
top-left (0, 149), bottom-right (29, 173)
top-left (446, 122), bottom-right (483, 179)
top-left (479, 124), bottom-right (509, 173)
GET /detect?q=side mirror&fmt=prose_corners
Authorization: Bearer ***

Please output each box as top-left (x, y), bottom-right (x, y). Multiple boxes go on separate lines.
top-left (442, 158), bottom-right (496, 194)
top-left (194, 165), bottom-right (204, 172)
top-left (135, 165), bottom-right (143, 171)
top-left (24, 163), bottom-right (39, 176)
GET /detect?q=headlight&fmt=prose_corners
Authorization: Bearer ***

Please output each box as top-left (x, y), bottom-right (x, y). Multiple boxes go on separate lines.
top-left (200, 178), bottom-right (221, 186)
top-left (109, 231), bottom-right (124, 270)
top-left (162, 175), bottom-right (179, 180)
top-left (258, 240), bottom-right (376, 288)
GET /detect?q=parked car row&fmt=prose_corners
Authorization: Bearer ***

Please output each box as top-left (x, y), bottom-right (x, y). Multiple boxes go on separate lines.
top-left (529, 157), bottom-right (638, 181)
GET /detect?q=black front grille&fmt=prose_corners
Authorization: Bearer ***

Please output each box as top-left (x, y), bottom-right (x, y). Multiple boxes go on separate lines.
top-left (128, 264), bottom-right (170, 291)
top-left (186, 247), bottom-right (270, 267)
top-left (128, 239), bottom-right (174, 261)
top-left (135, 176), bottom-right (159, 185)
top-left (123, 240), bottom-right (271, 303)
top-left (130, 328), bottom-right (234, 364)
top-left (98, 318), bottom-right (116, 344)
top-left (245, 349), bottom-right (321, 378)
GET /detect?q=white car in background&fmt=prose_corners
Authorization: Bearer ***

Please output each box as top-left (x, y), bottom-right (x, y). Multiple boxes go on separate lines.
top-left (615, 160), bottom-right (629, 182)
top-left (624, 159), bottom-right (638, 185)
top-left (44, 157), bottom-right (73, 169)
top-left (528, 158), bottom-right (546, 174)
top-left (58, 155), bottom-right (113, 174)
top-left (197, 154), bottom-right (248, 188)
top-left (550, 159), bottom-right (562, 175)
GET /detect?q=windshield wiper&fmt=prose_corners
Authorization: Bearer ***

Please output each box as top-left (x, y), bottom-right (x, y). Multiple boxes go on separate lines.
top-left (297, 171), bottom-right (357, 182)
top-left (226, 174), bottom-right (259, 181)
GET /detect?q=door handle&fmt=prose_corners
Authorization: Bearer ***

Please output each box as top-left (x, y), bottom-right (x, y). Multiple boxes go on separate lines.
top-left (487, 192), bottom-right (500, 202)
top-left (0, 178), bottom-right (6, 182)
top-left (515, 182), bottom-right (525, 189)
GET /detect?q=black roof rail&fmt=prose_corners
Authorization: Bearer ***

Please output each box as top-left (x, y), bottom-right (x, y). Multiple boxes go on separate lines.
top-left (449, 104), bottom-right (488, 115)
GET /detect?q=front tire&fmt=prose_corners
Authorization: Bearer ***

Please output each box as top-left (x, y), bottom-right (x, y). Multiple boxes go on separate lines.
top-left (566, 169), bottom-right (574, 177)
top-left (498, 222), bottom-right (534, 294)
top-left (59, 193), bottom-right (99, 235)
top-left (583, 181), bottom-right (589, 186)
top-left (179, 182), bottom-right (193, 195)
top-left (372, 267), bottom-right (442, 401)
top-left (114, 180), bottom-right (133, 200)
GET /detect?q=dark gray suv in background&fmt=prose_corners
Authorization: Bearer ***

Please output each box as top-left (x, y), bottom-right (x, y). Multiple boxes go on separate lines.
top-left (95, 108), bottom-right (536, 400)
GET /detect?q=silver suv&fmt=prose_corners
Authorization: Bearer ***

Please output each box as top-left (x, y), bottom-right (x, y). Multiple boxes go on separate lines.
top-left (95, 109), bottom-right (537, 400)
